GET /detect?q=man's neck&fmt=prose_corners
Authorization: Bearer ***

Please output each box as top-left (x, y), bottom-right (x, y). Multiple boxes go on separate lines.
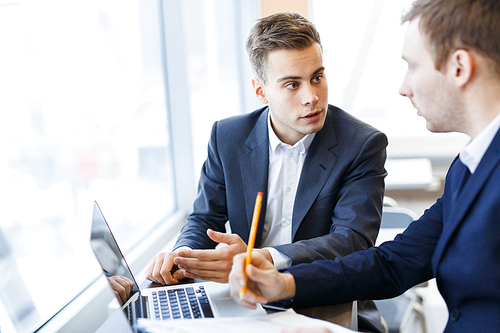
top-left (462, 78), bottom-right (500, 139)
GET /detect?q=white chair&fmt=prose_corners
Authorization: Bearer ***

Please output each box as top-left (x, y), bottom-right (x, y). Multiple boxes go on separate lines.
top-left (374, 200), bottom-right (428, 333)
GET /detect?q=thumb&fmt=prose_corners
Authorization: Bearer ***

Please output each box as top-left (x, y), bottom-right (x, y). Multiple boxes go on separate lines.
top-left (207, 229), bottom-right (243, 245)
top-left (173, 268), bottom-right (187, 282)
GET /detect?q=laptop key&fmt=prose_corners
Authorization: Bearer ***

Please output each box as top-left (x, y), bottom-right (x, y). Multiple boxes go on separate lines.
top-left (199, 301), bottom-right (214, 318)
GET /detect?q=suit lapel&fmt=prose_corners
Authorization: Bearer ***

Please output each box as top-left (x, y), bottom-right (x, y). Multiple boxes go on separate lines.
top-left (433, 129), bottom-right (500, 269)
top-left (240, 109), bottom-right (269, 247)
top-left (292, 111), bottom-right (338, 239)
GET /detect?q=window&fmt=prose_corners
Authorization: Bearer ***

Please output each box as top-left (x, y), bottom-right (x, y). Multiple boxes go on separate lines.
top-left (180, 0), bottom-right (260, 175)
top-left (0, 1), bottom-right (174, 331)
top-left (312, 0), bottom-right (469, 161)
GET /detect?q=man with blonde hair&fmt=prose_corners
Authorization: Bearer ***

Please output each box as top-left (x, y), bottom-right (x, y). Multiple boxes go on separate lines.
top-left (230, 1), bottom-right (500, 331)
top-left (147, 12), bottom-right (387, 332)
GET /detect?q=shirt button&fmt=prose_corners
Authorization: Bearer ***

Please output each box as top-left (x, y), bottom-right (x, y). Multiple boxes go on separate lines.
top-left (289, 152), bottom-right (294, 157)
top-left (450, 309), bottom-right (460, 321)
top-left (283, 220), bottom-right (291, 227)
top-left (286, 187), bottom-right (292, 192)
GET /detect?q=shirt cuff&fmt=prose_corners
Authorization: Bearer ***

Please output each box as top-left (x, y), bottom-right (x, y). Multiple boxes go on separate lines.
top-left (265, 247), bottom-right (292, 269)
top-left (173, 246), bottom-right (192, 252)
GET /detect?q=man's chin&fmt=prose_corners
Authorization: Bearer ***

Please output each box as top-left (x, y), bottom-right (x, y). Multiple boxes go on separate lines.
top-left (425, 123), bottom-right (452, 134)
top-left (304, 122), bottom-right (324, 135)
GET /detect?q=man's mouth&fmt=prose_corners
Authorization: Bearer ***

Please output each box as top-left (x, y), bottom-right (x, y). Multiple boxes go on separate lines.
top-left (301, 110), bottom-right (322, 122)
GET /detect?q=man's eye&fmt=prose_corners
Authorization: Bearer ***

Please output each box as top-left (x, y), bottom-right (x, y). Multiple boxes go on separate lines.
top-left (285, 82), bottom-right (298, 89)
top-left (312, 75), bottom-right (322, 83)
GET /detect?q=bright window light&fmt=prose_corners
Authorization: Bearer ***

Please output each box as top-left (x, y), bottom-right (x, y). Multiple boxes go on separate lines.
top-left (0, 1), bottom-right (174, 331)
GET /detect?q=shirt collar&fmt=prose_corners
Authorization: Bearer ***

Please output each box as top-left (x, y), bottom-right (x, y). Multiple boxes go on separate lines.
top-left (460, 112), bottom-right (500, 174)
top-left (267, 109), bottom-right (316, 155)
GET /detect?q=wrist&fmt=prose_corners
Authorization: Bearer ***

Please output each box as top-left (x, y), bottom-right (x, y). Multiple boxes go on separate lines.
top-left (256, 248), bottom-right (274, 264)
top-left (282, 272), bottom-right (296, 300)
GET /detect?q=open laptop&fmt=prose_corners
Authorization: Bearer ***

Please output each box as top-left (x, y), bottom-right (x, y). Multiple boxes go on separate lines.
top-left (90, 201), bottom-right (265, 331)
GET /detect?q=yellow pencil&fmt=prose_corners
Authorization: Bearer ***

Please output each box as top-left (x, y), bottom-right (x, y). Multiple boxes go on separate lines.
top-left (240, 191), bottom-right (263, 300)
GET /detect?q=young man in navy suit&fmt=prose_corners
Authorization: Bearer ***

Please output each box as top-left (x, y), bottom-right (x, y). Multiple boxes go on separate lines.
top-left (230, 1), bottom-right (500, 331)
top-left (146, 12), bottom-right (387, 332)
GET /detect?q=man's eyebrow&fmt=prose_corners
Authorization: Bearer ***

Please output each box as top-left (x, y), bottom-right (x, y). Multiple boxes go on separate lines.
top-left (312, 67), bottom-right (325, 76)
top-left (275, 67), bottom-right (325, 83)
top-left (276, 75), bottom-right (301, 83)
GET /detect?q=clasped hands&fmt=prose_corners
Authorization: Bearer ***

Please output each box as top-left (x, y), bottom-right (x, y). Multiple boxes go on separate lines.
top-left (145, 228), bottom-right (273, 285)
top-left (145, 228), bottom-right (295, 308)
top-left (146, 230), bottom-right (323, 333)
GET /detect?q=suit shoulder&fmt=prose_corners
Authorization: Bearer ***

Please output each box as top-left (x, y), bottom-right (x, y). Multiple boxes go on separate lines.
top-left (211, 107), bottom-right (267, 143)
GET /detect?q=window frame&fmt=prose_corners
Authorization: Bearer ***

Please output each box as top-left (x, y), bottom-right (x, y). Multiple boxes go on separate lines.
top-left (32, 1), bottom-right (199, 331)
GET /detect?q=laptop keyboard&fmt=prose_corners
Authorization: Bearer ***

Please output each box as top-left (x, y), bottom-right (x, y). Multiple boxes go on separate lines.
top-left (151, 286), bottom-right (214, 320)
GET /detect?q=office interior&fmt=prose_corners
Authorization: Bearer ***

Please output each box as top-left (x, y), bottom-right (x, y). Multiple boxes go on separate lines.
top-left (0, 0), bottom-right (468, 332)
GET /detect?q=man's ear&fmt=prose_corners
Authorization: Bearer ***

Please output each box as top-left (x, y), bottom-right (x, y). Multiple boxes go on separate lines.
top-left (252, 77), bottom-right (268, 104)
top-left (449, 49), bottom-right (474, 88)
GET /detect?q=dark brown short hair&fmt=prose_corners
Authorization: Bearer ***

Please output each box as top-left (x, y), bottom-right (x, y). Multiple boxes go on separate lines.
top-left (246, 12), bottom-right (321, 83)
top-left (402, 0), bottom-right (500, 76)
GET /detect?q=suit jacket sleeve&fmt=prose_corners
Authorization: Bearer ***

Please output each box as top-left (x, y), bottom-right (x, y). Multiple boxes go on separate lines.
top-left (287, 198), bottom-right (442, 308)
top-left (273, 128), bottom-right (388, 265)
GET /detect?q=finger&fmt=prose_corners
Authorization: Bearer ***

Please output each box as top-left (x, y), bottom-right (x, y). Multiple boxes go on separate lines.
top-left (147, 255), bottom-right (166, 284)
top-left (184, 271), bottom-right (229, 283)
top-left (178, 264), bottom-right (222, 277)
top-left (175, 257), bottom-right (232, 272)
top-left (178, 264), bottom-right (229, 280)
top-left (179, 265), bottom-right (230, 281)
top-left (177, 249), bottom-right (222, 261)
top-left (160, 256), bottom-right (179, 285)
top-left (231, 253), bottom-right (248, 287)
top-left (183, 270), bottom-right (229, 283)
top-left (113, 290), bottom-right (124, 306)
top-left (238, 298), bottom-right (259, 310)
top-left (241, 288), bottom-right (268, 305)
top-left (151, 256), bottom-right (166, 284)
top-left (207, 229), bottom-right (244, 246)
top-left (228, 287), bottom-right (258, 309)
top-left (229, 273), bottom-right (240, 299)
top-left (109, 278), bottom-right (127, 303)
top-left (145, 258), bottom-right (158, 282)
top-left (246, 263), bottom-right (270, 284)
top-left (249, 251), bottom-right (274, 269)
top-left (172, 268), bottom-right (187, 281)
top-left (114, 276), bottom-right (133, 292)
top-left (228, 271), bottom-right (267, 305)
top-left (145, 260), bottom-right (153, 279)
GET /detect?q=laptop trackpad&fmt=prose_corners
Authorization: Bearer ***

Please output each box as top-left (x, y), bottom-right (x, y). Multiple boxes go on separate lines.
top-left (214, 297), bottom-right (265, 317)
top-left (204, 281), bottom-right (266, 317)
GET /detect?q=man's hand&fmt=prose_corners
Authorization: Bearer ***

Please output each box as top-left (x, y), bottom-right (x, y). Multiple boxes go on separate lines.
top-left (229, 251), bottom-right (296, 309)
top-left (107, 275), bottom-right (134, 306)
top-left (173, 229), bottom-right (247, 283)
top-left (145, 251), bottom-right (187, 285)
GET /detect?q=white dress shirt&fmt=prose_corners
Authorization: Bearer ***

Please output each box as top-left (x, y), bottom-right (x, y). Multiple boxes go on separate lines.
top-left (460, 113), bottom-right (500, 173)
top-left (175, 111), bottom-right (316, 270)
top-left (262, 111), bottom-right (315, 269)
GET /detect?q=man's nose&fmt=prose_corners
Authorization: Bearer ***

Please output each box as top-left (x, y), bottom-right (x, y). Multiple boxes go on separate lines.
top-left (302, 84), bottom-right (319, 105)
top-left (399, 76), bottom-right (412, 98)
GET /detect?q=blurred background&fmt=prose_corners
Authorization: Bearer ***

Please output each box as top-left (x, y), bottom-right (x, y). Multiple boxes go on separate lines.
top-left (0, 0), bottom-right (460, 332)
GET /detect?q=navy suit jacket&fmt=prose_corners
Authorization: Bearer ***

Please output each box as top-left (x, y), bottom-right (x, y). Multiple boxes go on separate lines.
top-left (288, 128), bottom-right (500, 332)
top-left (174, 105), bottom-right (388, 265)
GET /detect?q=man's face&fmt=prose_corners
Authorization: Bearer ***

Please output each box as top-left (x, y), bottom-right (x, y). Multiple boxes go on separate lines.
top-left (253, 43), bottom-right (328, 145)
top-left (399, 19), bottom-right (463, 133)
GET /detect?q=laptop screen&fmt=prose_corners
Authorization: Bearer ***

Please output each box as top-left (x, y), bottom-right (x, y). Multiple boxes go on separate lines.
top-left (90, 201), bottom-right (140, 306)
